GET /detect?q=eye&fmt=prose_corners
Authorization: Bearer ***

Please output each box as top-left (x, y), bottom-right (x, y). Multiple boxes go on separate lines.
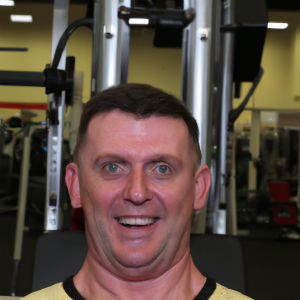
top-left (107, 163), bottom-right (119, 172)
top-left (156, 165), bottom-right (169, 174)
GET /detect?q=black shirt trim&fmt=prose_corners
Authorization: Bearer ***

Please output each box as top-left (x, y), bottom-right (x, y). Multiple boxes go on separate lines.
top-left (63, 276), bottom-right (85, 300)
top-left (63, 276), bottom-right (216, 300)
top-left (193, 277), bottom-right (216, 300)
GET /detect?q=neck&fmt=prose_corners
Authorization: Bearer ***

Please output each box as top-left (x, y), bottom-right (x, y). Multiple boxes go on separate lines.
top-left (73, 248), bottom-right (206, 300)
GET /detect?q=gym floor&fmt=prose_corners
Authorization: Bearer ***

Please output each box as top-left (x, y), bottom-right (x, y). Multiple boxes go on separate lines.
top-left (0, 205), bottom-right (300, 299)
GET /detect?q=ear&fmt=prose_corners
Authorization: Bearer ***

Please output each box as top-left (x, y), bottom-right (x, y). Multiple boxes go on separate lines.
top-left (193, 164), bottom-right (211, 211)
top-left (65, 162), bottom-right (82, 208)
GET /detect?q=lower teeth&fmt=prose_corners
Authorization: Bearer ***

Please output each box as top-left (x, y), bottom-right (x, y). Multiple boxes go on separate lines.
top-left (122, 224), bottom-right (147, 227)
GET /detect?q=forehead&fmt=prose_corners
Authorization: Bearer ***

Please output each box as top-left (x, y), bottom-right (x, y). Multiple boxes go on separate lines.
top-left (82, 110), bottom-right (194, 163)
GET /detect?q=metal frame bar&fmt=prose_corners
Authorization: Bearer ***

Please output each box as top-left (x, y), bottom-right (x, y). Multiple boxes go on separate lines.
top-left (92, 0), bottom-right (123, 94)
top-left (226, 131), bottom-right (237, 235)
top-left (11, 127), bottom-right (31, 295)
top-left (44, 0), bottom-right (69, 231)
top-left (0, 71), bottom-right (44, 87)
top-left (117, 0), bottom-right (131, 85)
top-left (208, 0), bottom-right (224, 234)
top-left (298, 118), bottom-right (300, 211)
top-left (183, 0), bottom-right (215, 233)
top-left (213, 0), bottom-right (235, 235)
top-left (248, 110), bottom-right (260, 194)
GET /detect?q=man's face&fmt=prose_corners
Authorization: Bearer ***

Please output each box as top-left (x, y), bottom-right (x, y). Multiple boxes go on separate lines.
top-left (66, 109), bottom-right (210, 279)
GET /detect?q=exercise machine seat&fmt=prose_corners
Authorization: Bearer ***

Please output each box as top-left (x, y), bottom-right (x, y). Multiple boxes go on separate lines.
top-left (32, 232), bottom-right (245, 294)
top-left (32, 231), bottom-right (87, 292)
top-left (190, 234), bottom-right (245, 293)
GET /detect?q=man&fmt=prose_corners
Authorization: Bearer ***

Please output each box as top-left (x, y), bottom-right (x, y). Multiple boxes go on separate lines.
top-left (23, 84), bottom-right (252, 299)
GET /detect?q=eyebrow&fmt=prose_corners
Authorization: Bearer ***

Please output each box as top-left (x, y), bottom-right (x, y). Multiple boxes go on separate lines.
top-left (93, 154), bottom-right (126, 167)
top-left (147, 154), bottom-right (181, 166)
top-left (93, 153), bottom-right (182, 167)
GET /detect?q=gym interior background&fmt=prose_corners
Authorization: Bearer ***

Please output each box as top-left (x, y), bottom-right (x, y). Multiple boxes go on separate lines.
top-left (1, 0), bottom-right (300, 299)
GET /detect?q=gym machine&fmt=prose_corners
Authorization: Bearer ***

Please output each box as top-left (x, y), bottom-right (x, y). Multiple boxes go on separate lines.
top-left (91, 0), bottom-right (215, 233)
top-left (57, 0), bottom-right (267, 235)
top-left (0, 0), bottom-right (91, 293)
top-left (208, 0), bottom-right (268, 234)
top-left (0, 0), bottom-right (268, 235)
top-left (0, 0), bottom-right (268, 294)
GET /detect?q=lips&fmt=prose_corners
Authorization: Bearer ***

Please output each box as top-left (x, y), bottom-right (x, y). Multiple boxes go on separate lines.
top-left (116, 217), bottom-right (159, 227)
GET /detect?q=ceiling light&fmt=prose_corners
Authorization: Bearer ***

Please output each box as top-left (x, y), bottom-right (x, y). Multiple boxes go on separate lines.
top-left (268, 22), bottom-right (288, 29)
top-left (0, 0), bottom-right (15, 6)
top-left (128, 18), bottom-right (149, 25)
top-left (10, 15), bottom-right (32, 22)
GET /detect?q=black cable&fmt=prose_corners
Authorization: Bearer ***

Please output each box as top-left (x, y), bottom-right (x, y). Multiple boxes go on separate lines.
top-left (51, 18), bottom-right (93, 70)
top-left (228, 67), bottom-right (264, 125)
top-left (85, 0), bottom-right (94, 18)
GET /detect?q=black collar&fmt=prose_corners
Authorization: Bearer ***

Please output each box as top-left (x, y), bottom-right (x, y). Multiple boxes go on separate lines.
top-left (193, 277), bottom-right (217, 300)
top-left (63, 276), bottom-right (85, 300)
top-left (63, 276), bottom-right (216, 300)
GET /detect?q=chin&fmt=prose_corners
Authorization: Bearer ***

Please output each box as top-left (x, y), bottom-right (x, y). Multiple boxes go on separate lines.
top-left (112, 251), bottom-right (165, 279)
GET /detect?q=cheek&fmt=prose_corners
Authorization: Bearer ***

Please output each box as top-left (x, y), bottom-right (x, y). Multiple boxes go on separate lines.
top-left (154, 178), bottom-right (195, 216)
top-left (80, 172), bottom-right (125, 214)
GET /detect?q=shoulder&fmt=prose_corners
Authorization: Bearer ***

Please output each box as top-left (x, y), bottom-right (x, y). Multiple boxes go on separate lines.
top-left (21, 283), bottom-right (71, 300)
top-left (209, 283), bottom-right (253, 300)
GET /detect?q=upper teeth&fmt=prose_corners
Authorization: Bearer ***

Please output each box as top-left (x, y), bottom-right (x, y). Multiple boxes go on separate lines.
top-left (117, 217), bottom-right (156, 226)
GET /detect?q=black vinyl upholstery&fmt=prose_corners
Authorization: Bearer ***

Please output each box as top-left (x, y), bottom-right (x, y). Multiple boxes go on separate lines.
top-left (32, 232), bottom-right (245, 294)
top-left (190, 234), bottom-right (245, 293)
top-left (32, 231), bottom-right (88, 292)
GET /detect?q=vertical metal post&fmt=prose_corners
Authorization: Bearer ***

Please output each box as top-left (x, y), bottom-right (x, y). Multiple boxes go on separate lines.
top-left (44, 0), bottom-right (69, 231)
top-left (298, 116), bottom-right (300, 209)
top-left (0, 119), bottom-right (3, 169)
top-left (69, 72), bottom-right (84, 155)
top-left (92, 0), bottom-right (127, 95)
top-left (297, 115), bottom-right (300, 211)
top-left (248, 110), bottom-right (260, 194)
top-left (11, 127), bottom-right (31, 296)
top-left (226, 131), bottom-right (237, 235)
top-left (117, 0), bottom-right (131, 85)
top-left (214, 0), bottom-right (235, 234)
top-left (183, 0), bottom-right (215, 233)
top-left (181, 7), bottom-right (189, 106)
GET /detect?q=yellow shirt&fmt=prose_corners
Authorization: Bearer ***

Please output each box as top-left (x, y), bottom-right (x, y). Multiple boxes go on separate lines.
top-left (21, 282), bottom-right (253, 300)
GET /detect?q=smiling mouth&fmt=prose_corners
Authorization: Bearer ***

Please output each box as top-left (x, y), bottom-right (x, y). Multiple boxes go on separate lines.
top-left (116, 217), bottom-right (159, 227)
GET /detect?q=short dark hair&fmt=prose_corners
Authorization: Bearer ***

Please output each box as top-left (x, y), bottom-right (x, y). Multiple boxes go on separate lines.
top-left (73, 83), bottom-right (201, 166)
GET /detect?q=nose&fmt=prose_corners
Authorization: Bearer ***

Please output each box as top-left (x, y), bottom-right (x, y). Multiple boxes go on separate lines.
top-left (122, 167), bottom-right (152, 205)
